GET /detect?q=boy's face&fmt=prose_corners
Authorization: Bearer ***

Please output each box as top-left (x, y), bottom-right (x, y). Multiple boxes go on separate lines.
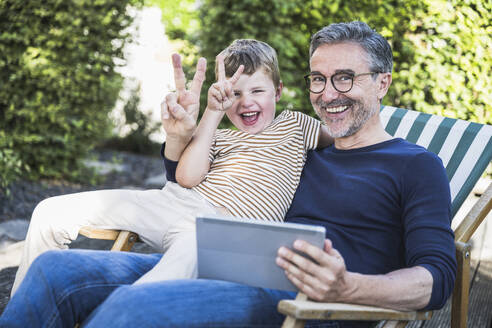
top-left (225, 68), bottom-right (282, 135)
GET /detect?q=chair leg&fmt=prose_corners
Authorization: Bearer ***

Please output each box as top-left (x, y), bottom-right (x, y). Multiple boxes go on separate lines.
top-left (281, 315), bottom-right (305, 328)
top-left (110, 231), bottom-right (138, 251)
top-left (381, 320), bottom-right (408, 328)
top-left (451, 241), bottom-right (471, 328)
top-left (281, 293), bottom-right (308, 328)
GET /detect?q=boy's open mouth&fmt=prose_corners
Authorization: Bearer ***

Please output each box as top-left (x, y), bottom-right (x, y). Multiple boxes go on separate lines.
top-left (241, 112), bottom-right (260, 125)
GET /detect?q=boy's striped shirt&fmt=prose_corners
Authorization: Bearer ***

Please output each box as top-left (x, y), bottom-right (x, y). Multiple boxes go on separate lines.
top-left (193, 110), bottom-right (321, 222)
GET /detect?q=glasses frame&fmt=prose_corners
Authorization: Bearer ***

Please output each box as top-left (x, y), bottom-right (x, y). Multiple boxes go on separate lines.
top-left (304, 71), bottom-right (380, 94)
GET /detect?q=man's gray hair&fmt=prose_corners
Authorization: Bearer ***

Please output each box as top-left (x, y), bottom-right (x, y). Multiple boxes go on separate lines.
top-left (310, 21), bottom-right (393, 73)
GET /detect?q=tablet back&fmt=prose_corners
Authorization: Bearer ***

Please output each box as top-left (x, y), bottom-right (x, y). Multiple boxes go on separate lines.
top-left (196, 216), bottom-right (326, 291)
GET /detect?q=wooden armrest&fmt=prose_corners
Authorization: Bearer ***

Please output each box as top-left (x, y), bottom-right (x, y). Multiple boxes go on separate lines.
top-left (79, 226), bottom-right (139, 252)
top-left (277, 300), bottom-right (432, 321)
top-left (454, 182), bottom-right (492, 243)
top-left (79, 226), bottom-right (121, 240)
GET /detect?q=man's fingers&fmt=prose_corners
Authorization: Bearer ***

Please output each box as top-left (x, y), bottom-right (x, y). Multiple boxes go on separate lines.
top-left (161, 99), bottom-right (169, 120)
top-left (293, 240), bottom-right (334, 267)
top-left (165, 93), bottom-right (186, 120)
top-left (190, 57), bottom-right (207, 95)
top-left (276, 254), bottom-right (317, 285)
top-left (229, 65), bottom-right (244, 84)
top-left (277, 246), bottom-right (321, 277)
top-left (216, 54), bottom-right (226, 81)
top-left (276, 252), bottom-right (324, 300)
top-left (285, 272), bottom-right (324, 302)
top-left (172, 53), bottom-right (186, 94)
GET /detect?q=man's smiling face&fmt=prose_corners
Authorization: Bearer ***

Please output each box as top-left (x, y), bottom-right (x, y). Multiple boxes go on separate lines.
top-left (309, 42), bottom-right (382, 139)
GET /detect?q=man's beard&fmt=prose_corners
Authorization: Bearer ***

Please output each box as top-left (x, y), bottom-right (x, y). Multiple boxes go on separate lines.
top-left (315, 97), bottom-right (375, 138)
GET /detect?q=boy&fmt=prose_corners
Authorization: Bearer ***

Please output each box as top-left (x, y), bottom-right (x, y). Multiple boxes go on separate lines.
top-left (171, 39), bottom-right (332, 222)
top-left (12, 39), bottom-right (331, 294)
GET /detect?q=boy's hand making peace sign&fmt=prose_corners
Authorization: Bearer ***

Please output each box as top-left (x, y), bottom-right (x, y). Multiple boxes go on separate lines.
top-left (207, 55), bottom-right (244, 112)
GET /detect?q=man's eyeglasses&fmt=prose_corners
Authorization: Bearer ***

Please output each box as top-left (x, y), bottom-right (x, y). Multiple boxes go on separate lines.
top-left (304, 71), bottom-right (380, 94)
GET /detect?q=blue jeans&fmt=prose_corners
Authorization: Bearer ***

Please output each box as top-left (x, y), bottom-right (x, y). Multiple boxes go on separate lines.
top-left (0, 250), bottom-right (374, 328)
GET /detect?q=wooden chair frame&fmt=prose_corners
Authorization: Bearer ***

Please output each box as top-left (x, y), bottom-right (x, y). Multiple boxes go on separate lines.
top-left (79, 227), bottom-right (139, 252)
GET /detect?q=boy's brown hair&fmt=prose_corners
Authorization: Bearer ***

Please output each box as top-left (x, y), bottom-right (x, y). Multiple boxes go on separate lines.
top-left (216, 39), bottom-right (281, 88)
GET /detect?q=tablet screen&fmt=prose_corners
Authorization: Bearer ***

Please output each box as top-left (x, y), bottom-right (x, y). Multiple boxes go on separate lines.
top-left (196, 215), bottom-right (326, 291)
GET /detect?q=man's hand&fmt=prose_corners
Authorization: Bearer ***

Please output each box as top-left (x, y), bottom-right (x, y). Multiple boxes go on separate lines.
top-left (161, 54), bottom-right (206, 160)
top-left (276, 239), bottom-right (354, 302)
top-left (207, 54), bottom-right (244, 112)
top-left (161, 53), bottom-right (207, 142)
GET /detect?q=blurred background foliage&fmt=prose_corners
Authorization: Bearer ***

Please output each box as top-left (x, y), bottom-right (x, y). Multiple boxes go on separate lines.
top-left (0, 0), bottom-right (142, 192)
top-left (1, 0), bottom-right (490, 192)
top-left (101, 81), bottom-right (162, 156)
top-left (152, 0), bottom-right (491, 128)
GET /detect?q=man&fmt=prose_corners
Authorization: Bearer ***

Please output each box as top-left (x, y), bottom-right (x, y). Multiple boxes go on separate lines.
top-left (0, 21), bottom-right (455, 328)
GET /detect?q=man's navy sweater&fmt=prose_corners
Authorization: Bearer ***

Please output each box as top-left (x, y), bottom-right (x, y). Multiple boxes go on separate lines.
top-left (284, 138), bottom-right (456, 310)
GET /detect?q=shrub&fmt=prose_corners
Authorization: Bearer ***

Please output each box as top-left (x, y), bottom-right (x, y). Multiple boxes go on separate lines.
top-left (153, 0), bottom-right (491, 127)
top-left (0, 0), bottom-right (141, 190)
top-left (101, 82), bottom-right (161, 156)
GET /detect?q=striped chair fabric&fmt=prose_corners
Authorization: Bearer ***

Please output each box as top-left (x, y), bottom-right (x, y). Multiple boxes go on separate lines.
top-left (380, 105), bottom-right (492, 218)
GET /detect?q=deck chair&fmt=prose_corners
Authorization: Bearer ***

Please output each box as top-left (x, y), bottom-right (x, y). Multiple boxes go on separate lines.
top-left (79, 105), bottom-right (492, 328)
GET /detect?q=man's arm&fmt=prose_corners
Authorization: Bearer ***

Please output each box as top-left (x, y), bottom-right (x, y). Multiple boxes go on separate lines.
top-left (160, 143), bottom-right (178, 183)
top-left (160, 53), bottom-right (207, 161)
top-left (276, 239), bottom-right (433, 311)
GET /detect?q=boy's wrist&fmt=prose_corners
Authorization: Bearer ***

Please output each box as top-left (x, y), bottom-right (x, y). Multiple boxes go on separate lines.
top-left (205, 106), bottom-right (227, 117)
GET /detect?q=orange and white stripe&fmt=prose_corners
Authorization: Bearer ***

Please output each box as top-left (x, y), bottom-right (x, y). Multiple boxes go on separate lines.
top-left (193, 110), bottom-right (321, 222)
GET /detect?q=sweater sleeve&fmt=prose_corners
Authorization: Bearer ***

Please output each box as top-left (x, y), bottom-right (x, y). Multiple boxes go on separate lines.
top-left (160, 142), bottom-right (178, 183)
top-left (401, 151), bottom-right (457, 310)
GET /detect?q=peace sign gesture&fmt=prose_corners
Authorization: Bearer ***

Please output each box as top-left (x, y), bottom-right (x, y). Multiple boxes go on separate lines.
top-left (207, 54), bottom-right (244, 112)
top-left (161, 53), bottom-right (207, 142)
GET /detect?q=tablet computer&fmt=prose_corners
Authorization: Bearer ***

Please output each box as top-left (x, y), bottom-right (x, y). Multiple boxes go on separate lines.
top-left (196, 215), bottom-right (326, 292)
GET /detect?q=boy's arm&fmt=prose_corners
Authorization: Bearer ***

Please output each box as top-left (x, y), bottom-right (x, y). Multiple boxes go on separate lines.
top-left (175, 109), bottom-right (225, 188)
top-left (175, 55), bottom-right (243, 188)
top-left (318, 125), bottom-right (334, 148)
top-left (293, 111), bottom-right (333, 150)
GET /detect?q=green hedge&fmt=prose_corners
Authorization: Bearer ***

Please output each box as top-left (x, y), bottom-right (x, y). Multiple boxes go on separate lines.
top-left (0, 0), bottom-right (141, 192)
top-left (153, 0), bottom-right (491, 127)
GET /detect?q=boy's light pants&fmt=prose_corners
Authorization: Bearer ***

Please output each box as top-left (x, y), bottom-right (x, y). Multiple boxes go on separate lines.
top-left (12, 182), bottom-right (220, 296)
